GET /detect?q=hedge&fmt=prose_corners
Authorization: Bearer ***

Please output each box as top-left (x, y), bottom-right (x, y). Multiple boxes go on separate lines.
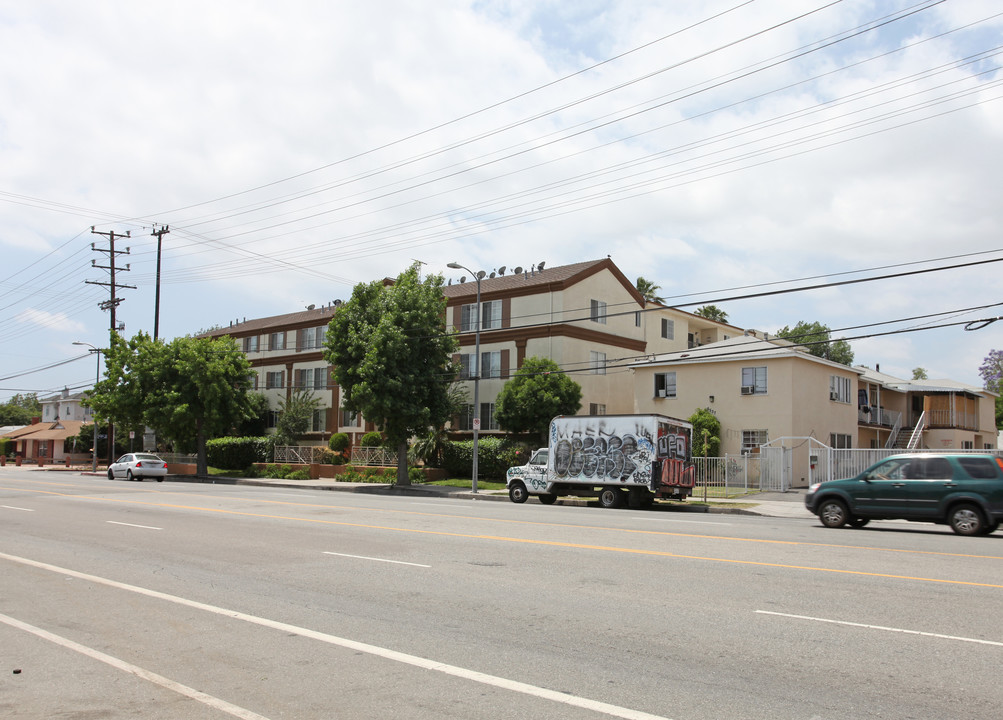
top-left (206, 436), bottom-right (273, 469)
top-left (441, 437), bottom-right (527, 480)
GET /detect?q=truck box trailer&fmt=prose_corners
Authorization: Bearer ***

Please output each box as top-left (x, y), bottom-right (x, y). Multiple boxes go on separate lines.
top-left (505, 414), bottom-right (696, 508)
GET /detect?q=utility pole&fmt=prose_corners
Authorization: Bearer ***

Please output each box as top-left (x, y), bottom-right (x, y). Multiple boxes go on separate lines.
top-left (85, 227), bottom-right (135, 467)
top-left (151, 224), bottom-right (170, 341)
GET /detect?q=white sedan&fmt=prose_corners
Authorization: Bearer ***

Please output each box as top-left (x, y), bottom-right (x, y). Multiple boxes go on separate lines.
top-left (107, 453), bottom-right (168, 482)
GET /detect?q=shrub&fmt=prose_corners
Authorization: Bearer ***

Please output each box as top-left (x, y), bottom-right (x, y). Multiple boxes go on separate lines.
top-left (360, 431), bottom-right (384, 447)
top-left (441, 437), bottom-right (529, 480)
top-left (328, 432), bottom-right (350, 453)
top-left (207, 436), bottom-right (273, 469)
top-left (287, 469), bottom-right (311, 480)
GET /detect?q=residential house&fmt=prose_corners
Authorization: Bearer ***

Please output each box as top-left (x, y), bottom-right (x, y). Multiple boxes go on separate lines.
top-left (856, 367), bottom-right (997, 450)
top-left (2, 419), bottom-right (90, 462)
top-left (631, 332), bottom-right (862, 487)
top-left (40, 388), bottom-right (94, 424)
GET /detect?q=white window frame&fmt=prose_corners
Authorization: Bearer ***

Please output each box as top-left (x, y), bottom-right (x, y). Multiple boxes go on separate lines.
top-left (311, 408), bottom-right (326, 433)
top-left (590, 350), bottom-right (606, 375)
top-left (266, 371), bottom-right (284, 390)
top-left (340, 407), bottom-right (358, 427)
top-left (589, 403), bottom-right (606, 415)
top-left (459, 403), bottom-right (499, 431)
top-left (829, 433), bottom-right (852, 449)
top-left (661, 318), bottom-right (674, 340)
top-left (654, 371), bottom-right (677, 398)
top-left (243, 335), bottom-right (259, 353)
top-left (590, 299), bottom-right (607, 324)
top-left (269, 332), bottom-right (286, 351)
top-left (741, 366), bottom-right (767, 395)
top-left (829, 375), bottom-right (851, 403)
top-left (460, 300), bottom-right (502, 333)
top-left (741, 429), bottom-right (768, 454)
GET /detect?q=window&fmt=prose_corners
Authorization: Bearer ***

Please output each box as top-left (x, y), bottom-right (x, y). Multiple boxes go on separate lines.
top-left (661, 318), bottom-right (674, 340)
top-left (590, 299), bottom-right (607, 324)
top-left (294, 369), bottom-right (309, 389)
top-left (589, 403), bottom-right (606, 415)
top-left (459, 351), bottom-right (502, 380)
top-left (300, 326), bottom-right (325, 350)
top-left (741, 430), bottom-right (768, 454)
top-left (829, 375), bottom-right (851, 403)
top-left (959, 457), bottom-right (996, 478)
top-left (458, 403), bottom-right (498, 431)
top-left (688, 333), bottom-right (699, 349)
top-left (460, 300), bottom-right (502, 332)
top-left (267, 410), bottom-right (280, 429)
top-left (314, 367), bottom-right (327, 390)
top-left (741, 366), bottom-right (767, 395)
top-left (654, 372), bottom-right (676, 398)
top-left (311, 409), bottom-right (326, 433)
top-left (340, 407), bottom-right (358, 427)
top-left (243, 335), bottom-right (259, 353)
top-left (249, 372), bottom-right (259, 390)
top-left (269, 332), bottom-right (285, 351)
top-left (266, 371), bottom-right (284, 390)
top-left (962, 440), bottom-right (974, 450)
top-left (635, 311), bottom-right (641, 327)
top-left (590, 350), bottom-right (606, 375)
top-left (829, 433), bottom-right (852, 449)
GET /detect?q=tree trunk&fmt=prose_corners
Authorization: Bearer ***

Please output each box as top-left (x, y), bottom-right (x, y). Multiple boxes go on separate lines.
top-left (396, 439), bottom-right (410, 485)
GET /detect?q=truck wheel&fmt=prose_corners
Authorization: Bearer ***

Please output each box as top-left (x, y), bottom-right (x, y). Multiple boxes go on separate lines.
top-left (818, 499), bottom-right (848, 528)
top-left (508, 482), bottom-right (529, 504)
top-left (598, 487), bottom-right (624, 509)
top-left (948, 503), bottom-right (985, 536)
top-left (538, 493), bottom-right (557, 505)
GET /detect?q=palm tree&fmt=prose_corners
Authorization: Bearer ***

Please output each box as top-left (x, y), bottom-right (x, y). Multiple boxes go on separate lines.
top-left (635, 277), bottom-right (664, 304)
top-left (694, 305), bottom-right (729, 323)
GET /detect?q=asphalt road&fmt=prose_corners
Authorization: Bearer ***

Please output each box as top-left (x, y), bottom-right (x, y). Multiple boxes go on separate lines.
top-left (2, 466), bottom-right (1001, 720)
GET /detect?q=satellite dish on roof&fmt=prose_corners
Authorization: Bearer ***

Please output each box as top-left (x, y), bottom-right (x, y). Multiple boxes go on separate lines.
top-left (476, 270), bottom-right (486, 279)
top-left (333, 299), bottom-right (342, 306)
top-left (538, 261), bottom-right (546, 270)
top-left (489, 272), bottom-right (496, 278)
top-left (460, 276), bottom-right (466, 283)
top-left (513, 266), bottom-right (523, 274)
top-left (498, 266), bottom-right (506, 275)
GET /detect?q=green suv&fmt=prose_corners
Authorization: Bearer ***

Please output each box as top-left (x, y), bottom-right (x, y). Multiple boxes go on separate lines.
top-left (805, 454), bottom-right (1003, 536)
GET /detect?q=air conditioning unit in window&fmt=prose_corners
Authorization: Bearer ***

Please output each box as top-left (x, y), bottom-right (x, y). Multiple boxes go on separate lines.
top-left (741, 385), bottom-right (755, 395)
top-left (830, 391), bottom-right (839, 400)
top-left (656, 389), bottom-right (666, 397)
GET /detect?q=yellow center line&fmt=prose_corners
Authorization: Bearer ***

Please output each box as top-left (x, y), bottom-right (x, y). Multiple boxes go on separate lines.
top-left (3, 483), bottom-right (1003, 589)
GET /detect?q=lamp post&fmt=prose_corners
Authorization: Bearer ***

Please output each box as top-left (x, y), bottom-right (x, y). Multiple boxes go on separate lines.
top-left (73, 342), bottom-right (101, 475)
top-left (447, 262), bottom-right (483, 494)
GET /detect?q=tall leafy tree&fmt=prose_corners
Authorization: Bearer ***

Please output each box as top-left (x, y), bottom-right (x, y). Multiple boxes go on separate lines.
top-left (325, 264), bottom-right (458, 485)
top-left (775, 320), bottom-right (854, 365)
top-left (688, 408), bottom-right (721, 458)
top-left (494, 357), bottom-right (582, 445)
top-left (635, 277), bottom-right (664, 304)
top-left (694, 305), bottom-right (729, 324)
top-left (86, 332), bottom-right (256, 477)
top-left (0, 392), bottom-right (41, 425)
top-left (911, 367), bottom-right (929, 380)
top-left (978, 349), bottom-right (1003, 428)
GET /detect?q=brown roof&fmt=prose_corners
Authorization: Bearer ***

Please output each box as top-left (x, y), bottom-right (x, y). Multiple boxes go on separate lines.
top-left (442, 258), bottom-right (644, 305)
top-left (5, 420), bottom-right (90, 442)
top-left (204, 258), bottom-right (644, 336)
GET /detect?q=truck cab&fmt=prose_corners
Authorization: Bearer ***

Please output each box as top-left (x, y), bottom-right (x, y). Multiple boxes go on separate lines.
top-left (506, 448), bottom-right (555, 504)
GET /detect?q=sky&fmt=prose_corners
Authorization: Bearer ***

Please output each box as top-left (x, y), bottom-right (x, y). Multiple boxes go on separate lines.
top-left (2, 0), bottom-right (1002, 404)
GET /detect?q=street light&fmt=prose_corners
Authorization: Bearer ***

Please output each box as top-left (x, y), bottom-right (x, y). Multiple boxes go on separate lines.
top-left (73, 342), bottom-right (101, 475)
top-left (447, 261), bottom-right (484, 494)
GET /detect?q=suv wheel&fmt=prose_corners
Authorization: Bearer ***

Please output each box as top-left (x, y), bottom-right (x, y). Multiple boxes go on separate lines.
top-left (948, 503), bottom-right (985, 536)
top-left (819, 499), bottom-right (849, 528)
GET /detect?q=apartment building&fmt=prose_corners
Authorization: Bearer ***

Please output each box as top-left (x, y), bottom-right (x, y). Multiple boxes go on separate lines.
top-left (40, 388), bottom-right (94, 424)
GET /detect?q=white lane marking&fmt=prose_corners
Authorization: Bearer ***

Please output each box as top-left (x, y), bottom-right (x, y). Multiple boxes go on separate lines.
top-left (2, 505), bottom-right (34, 511)
top-left (1, 551), bottom-right (672, 720)
top-left (107, 521), bottom-right (162, 530)
top-left (323, 551), bottom-right (430, 568)
top-left (756, 610), bottom-right (1003, 647)
top-left (0, 612), bottom-right (271, 720)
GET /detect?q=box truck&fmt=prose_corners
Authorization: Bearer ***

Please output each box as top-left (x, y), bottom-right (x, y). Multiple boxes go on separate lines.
top-left (506, 414), bottom-right (696, 508)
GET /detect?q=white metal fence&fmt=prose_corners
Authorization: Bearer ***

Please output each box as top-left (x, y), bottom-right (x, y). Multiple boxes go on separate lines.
top-left (274, 445), bottom-right (330, 464)
top-left (350, 446), bottom-right (398, 467)
top-left (692, 454), bottom-right (762, 497)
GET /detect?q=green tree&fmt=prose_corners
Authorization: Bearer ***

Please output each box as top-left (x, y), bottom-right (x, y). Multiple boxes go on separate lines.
top-left (274, 389), bottom-right (321, 446)
top-left (694, 305), bottom-right (729, 324)
top-left (86, 332), bottom-right (256, 478)
top-left (978, 349), bottom-right (1003, 428)
top-left (0, 392), bottom-right (41, 426)
top-left (635, 277), bottom-right (664, 304)
top-left (494, 357), bottom-right (582, 445)
top-left (775, 321), bottom-right (854, 365)
top-left (236, 392), bottom-right (271, 436)
top-left (324, 264), bottom-right (458, 485)
top-left (688, 408), bottom-right (721, 458)
top-left (911, 367), bottom-right (929, 380)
